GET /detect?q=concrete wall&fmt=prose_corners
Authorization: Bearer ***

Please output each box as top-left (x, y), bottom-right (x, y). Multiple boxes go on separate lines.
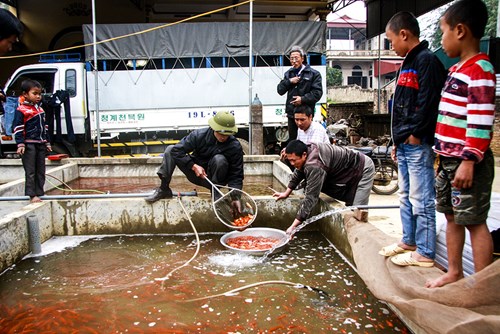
top-left (0, 202), bottom-right (52, 270)
top-left (0, 159), bottom-right (68, 185)
top-left (327, 85), bottom-right (392, 115)
top-left (0, 162), bottom-right (79, 197)
top-left (0, 155), bottom-right (281, 195)
top-left (0, 195), bottom-right (345, 273)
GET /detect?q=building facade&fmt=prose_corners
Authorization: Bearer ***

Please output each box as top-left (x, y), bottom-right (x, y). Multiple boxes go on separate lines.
top-left (326, 14), bottom-right (402, 90)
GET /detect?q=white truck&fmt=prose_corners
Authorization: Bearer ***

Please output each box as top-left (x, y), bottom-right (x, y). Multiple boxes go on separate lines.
top-left (1, 21), bottom-right (327, 156)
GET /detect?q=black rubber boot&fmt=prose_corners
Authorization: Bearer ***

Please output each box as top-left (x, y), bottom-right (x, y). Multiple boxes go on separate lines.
top-left (145, 187), bottom-right (173, 203)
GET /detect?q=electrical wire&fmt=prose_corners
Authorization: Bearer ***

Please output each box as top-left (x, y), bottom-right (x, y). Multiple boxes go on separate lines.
top-left (0, 0), bottom-right (253, 60)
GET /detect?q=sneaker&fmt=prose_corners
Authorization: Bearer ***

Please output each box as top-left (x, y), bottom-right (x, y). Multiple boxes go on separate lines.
top-left (145, 187), bottom-right (173, 203)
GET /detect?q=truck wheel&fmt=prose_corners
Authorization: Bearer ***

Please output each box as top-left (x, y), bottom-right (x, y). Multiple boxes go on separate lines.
top-left (275, 127), bottom-right (289, 142)
top-left (237, 138), bottom-right (249, 155)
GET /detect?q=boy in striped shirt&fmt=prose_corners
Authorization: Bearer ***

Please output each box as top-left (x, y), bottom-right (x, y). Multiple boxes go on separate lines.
top-left (426, 0), bottom-right (496, 288)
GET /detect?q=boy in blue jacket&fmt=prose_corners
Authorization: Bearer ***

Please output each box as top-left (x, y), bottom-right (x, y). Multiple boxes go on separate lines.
top-left (379, 12), bottom-right (446, 268)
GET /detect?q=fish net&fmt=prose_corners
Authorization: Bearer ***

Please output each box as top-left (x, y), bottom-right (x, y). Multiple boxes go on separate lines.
top-left (205, 178), bottom-right (258, 230)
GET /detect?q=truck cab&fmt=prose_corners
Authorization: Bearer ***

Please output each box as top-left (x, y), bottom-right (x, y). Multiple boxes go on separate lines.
top-left (1, 58), bottom-right (90, 156)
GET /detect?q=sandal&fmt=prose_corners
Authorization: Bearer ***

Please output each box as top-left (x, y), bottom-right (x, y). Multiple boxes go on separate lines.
top-left (390, 252), bottom-right (434, 268)
top-left (378, 243), bottom-right (411, 257)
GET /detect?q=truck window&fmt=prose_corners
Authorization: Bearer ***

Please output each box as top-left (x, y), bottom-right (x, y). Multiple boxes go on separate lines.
top-left (65, 69), bottom-right (76, 97)
top-left (6, 70), bottom-right (56, 97)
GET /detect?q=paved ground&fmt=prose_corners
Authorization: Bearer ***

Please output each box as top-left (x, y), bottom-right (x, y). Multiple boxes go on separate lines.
top-left (367, 192), bottom-right (401, 238)
top-left (368, 165), bottom-right (500, 239)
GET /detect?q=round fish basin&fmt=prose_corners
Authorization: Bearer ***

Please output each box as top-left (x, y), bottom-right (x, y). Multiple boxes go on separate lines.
top-left (220, 227), bottom-right (289, 255)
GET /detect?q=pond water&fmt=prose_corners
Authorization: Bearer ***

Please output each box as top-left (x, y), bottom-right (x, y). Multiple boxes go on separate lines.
top-left (0, 232), bottom-right (409, 333)
top-left (46, 175), bottom-right (283, 197)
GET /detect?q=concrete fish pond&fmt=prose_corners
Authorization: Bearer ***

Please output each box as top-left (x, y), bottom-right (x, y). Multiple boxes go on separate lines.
top-left (0, 156), bottom-right (409, 333)
top-left (1, 156), bottom-right (497, 333)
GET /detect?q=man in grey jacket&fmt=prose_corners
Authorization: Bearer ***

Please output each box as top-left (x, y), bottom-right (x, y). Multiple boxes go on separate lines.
top-left (273, 140), bottom-right (375, 235)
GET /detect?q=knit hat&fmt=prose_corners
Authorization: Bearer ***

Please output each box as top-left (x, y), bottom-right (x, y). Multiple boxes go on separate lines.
top-left (208, 111), bottom-right (238, 135)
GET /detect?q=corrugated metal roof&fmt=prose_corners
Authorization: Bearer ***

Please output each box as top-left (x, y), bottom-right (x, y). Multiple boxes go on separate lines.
top-left (365, 0), bottom-right (453, 39)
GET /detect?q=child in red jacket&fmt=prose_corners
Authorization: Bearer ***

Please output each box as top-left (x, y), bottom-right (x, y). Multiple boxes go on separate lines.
top-left (13, 79), bottom-right (52, 203)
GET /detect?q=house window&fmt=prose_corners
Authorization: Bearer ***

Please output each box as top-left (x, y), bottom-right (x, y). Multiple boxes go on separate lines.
top-left (352, 65), bottom-right (362, 77)
top-left (384, 38), bottom-right (391, 50)
top-left (65, 69), bottom-right (77, 97)
top-left (348, 65), bottom-right (367, 88)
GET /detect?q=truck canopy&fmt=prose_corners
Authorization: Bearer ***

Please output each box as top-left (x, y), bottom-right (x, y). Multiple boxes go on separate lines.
top-left (82, 21), bottom-right (326, 60)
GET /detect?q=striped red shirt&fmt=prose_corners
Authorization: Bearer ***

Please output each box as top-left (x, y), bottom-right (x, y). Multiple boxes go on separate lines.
top-left (434, 53), bottom-right (496, 162)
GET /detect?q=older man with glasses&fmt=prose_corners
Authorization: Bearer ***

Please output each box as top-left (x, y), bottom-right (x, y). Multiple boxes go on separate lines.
top-left (277, 45), bottom-right (323, 145)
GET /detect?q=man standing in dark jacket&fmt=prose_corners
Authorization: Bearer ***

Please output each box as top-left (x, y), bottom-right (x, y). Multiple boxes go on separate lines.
top-left (273, 140), bottom-right (375, 236)
top-left (145, 111), bottom-right (244, 204)
top-left (379, 12), bottom-right (447, 268)
top-left (0, 9), bottom-right (23, 158)
top-left (277, 45), bottom-right (323, 144)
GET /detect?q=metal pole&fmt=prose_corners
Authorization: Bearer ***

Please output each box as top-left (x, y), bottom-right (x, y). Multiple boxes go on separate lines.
top-left (92, 0), bottom-right (101, 157)
top-left (248, 0), bottom-right (253, 154)
top-left (27, 215), bottom-right (42, 255)
top-left (353, 205), bottom-right (399, 210)
top-left (377, 34), bottom-right (381, 114)
top-left (497, 0), bottom-right (500, 37)
top-left (0, 191), bottom-right (198, 201)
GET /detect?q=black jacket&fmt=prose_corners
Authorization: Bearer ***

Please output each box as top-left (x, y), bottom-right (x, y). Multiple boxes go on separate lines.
top-left (277, 64), bottom-right (323, 118)
top-left (391, 40), bottom-right (447, 145)
top-left (170, 127), bottom-right (244, 189)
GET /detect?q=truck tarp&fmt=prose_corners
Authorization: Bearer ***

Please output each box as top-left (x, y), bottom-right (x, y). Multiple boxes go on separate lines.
top-left (82, 21), bottom-right (326, 60)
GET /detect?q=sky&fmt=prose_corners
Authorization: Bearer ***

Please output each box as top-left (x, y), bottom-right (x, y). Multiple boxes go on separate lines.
top-left (326, 0), bottom-right (446, 43)
top-left (327, 1), bottom-right (366, 21)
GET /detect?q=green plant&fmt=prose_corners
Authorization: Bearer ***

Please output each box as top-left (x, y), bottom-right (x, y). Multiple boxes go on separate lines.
top-left (326, 67), bottom-right (343, 87)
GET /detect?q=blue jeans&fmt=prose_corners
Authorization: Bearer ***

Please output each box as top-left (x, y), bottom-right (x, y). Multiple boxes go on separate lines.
top-left (397, 143), bottom-right (436, 259)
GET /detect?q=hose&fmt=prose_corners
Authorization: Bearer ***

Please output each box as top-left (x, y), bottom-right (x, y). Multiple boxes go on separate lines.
top-left (0, 191), bottom-right (198, 201)
top-left (45, 174), bottom-right (107, 194)
top-left (155, 195), bottom-right (201, 287)
top-left (184, 280), bottom-right (330, 302)
top-left (151, 193), bottom-right (331, 302)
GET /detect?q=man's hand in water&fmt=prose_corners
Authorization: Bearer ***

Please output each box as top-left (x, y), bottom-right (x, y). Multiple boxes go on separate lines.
top-left (231, 199), bottom-right (242, 219)
top-left (286, 219), bottom-right (302, 238)
top-left (273, 187), bottom-right (292, 201)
